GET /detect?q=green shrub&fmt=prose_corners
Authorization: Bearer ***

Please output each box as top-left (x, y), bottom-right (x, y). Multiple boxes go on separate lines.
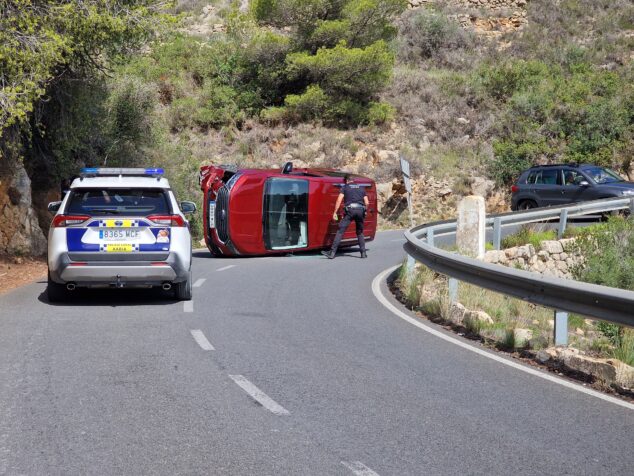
top-left (287, 41), bottom-right (394, 101)
top-left (612, 329), bottom-right (634, 366)
top-left (501, 226), bottom-right (557, 249)
top-left (490, 139), bottom-right (548, 186)
top-left (105, 76), bottom-right (157, 148)
top-left (169, 97), bottom-right (198, 131)
top-left (397, 8), bottom-right (472, 63)
top-left (283, 85), bottom-right (330, 122)
top-left (574, 217), bottom-right (634, 291)
top-left (366, 101), bottom-right (395, 125)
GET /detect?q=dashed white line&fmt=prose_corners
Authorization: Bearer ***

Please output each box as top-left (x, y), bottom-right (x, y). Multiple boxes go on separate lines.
top-left (193, 278), bottom-right (206, 288)
top-left (184, 301), bottom-right (194, 312)
top-left (341, 461), bottom-right (380, 476)
top-left (217, 265), bottom-right (236, 272)
top-left (372, 266), bottom-right (634, 411)
top-left (228, 375), bottom-right (290, 416)
top-left (190, 329), bottom-right (215, 350)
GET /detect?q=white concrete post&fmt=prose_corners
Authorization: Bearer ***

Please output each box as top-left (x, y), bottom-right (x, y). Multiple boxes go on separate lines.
top-left (456, 196), bottom-right (486, 259)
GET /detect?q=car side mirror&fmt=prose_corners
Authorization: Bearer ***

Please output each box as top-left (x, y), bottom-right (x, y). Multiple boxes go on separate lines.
top-left (579, 181), bottom-right (590, 187)
top-left (180, 201), bottom-right (197, 214)
top-left (48, 201), bottom-right (62, 213)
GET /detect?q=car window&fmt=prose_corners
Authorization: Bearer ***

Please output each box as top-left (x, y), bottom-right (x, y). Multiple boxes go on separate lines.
top-left (563, 170), bottom-right (584, 186)
top-left (66, 188), bottom-right (171, 216)
top-left (526, 171), bottom-right (538, 184)
top-left (581, 167), bottom-right (623, 184)
top-left (534, 169), bottom-right (561, 185)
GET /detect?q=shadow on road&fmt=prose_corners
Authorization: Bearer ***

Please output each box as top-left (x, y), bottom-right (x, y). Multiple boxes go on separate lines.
top-left (38, 287), bottom-right (179, 307)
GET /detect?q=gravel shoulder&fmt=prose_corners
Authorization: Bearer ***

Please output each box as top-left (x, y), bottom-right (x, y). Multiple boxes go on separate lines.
top-left (0, 256), bottom-right (47, 295)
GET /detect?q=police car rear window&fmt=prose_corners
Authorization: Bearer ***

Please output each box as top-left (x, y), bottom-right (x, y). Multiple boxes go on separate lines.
top-left (66, 189), bottom-right (170, 216)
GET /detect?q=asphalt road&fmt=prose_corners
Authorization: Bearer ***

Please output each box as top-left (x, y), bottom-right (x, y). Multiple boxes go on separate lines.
top-left (1, 230), bottom-right (633, 475)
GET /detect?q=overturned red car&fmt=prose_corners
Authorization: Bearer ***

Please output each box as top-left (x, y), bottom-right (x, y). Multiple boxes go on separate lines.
top-left (199, 162), bottom-right (377, 256)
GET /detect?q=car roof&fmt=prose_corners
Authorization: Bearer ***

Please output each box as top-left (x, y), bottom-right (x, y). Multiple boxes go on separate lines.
top-left (70, 176), bottom-right (171, 189)
top-left (528, 163), bottom-right (594, 169)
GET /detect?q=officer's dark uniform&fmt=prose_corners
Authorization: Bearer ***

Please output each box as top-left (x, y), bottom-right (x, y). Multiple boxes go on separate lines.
top-left (329, 183), bottom-right (367, 257)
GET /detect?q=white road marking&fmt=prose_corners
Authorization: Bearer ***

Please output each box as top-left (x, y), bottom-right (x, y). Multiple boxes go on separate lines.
top-left (228, 375), bottom-right (290, 415)
top-left (341, 461), bottom-right (380, 476)
top-left (184, 301), bottom-right (194, 313)
top-left (190, 329), bottom-right (215, 350)
top-left (372, 265), bottom-right (634, 411)
top-left (217, 265), bottom-right (236, 272)
top-left (193, 278), bottom-right (206, 288)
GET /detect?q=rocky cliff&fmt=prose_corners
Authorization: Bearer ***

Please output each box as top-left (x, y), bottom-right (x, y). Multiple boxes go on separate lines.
top-left (0, 162), bottom-right (47, 256)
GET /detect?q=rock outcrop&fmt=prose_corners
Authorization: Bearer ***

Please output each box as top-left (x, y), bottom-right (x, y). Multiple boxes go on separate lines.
top-left (0, 163), bottom-right (47, 256)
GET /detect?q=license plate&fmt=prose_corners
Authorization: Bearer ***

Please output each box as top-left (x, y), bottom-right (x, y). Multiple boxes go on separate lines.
top-left (209, 201), bottom-right (216, 228)
top-left (101, 228), bottom-right (140, 241)
top-left (103, 244), bottom-right (134, 253)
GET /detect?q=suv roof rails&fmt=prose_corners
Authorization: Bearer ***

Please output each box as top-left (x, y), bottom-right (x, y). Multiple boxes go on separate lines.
top-left (529, 163), bottom-right (581, 169)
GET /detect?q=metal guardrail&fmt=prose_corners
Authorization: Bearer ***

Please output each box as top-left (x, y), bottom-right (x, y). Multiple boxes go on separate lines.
top-left (404, 197), bottom-right (634, 327)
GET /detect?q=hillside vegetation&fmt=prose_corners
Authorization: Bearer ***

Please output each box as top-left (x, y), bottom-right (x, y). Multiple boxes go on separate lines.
top-left (0, 0), bottom-right (633, 250)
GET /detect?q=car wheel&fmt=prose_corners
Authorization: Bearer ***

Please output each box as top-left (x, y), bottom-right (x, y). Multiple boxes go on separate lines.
top-left (518, 200), bottom-right (538, 210)
top-left (47, 274), bottom-right (69, 303)
top-left (175, 270), bottom-right (192, 301)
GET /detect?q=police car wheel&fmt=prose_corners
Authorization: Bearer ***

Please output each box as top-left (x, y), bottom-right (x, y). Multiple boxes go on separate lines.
top-left (175, 270), bottom-right (192, 301)
top-left (47, 274), bottom-right (69, 303)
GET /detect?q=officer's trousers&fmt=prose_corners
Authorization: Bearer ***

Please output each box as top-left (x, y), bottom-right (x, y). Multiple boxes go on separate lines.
top-left (331, 208), bottom-right (365, 253)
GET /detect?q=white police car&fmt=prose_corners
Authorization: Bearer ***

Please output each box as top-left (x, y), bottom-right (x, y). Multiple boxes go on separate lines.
top-left (47, 168), bottom-right (196, 302)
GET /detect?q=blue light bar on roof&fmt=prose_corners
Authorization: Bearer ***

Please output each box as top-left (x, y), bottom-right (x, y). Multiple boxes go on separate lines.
top-left (80, 167), bottom-right (164, 177)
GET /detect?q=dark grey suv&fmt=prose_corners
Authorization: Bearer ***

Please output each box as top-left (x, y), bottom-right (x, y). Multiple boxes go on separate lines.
top-left (511, 164), bottom-right (634, 210)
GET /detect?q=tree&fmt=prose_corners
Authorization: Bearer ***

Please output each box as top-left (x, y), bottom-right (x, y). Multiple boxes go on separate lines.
top-left (0, 0), bottom-right (167, 133)
top-left (251, 0), bottom-right (406, 125)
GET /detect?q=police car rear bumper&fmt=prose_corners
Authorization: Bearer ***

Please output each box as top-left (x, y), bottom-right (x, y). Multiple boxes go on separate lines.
top-left (49, 252), bottom-right (189, 286)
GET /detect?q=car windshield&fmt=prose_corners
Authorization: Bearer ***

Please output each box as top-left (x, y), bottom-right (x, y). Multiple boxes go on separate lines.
top-left (66, 188), bottom-right (170, 216)
top-left (582, 167), bottom-right (623, 184)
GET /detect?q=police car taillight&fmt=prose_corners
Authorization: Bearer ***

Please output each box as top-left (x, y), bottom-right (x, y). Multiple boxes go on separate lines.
top-left (51, 215), bottom-right (90, 228)
top-left (147, 214), bottom-right (185, 227)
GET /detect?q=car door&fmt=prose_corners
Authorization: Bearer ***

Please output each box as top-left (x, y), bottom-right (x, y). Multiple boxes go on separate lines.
top-left (561, 169), bottom-right (596, 204)
top-left (532, 168), bottom-right (565, 206)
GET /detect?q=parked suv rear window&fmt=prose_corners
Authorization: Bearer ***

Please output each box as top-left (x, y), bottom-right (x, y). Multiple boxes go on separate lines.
top-left (66, 188), bottom-right (170, 216)
top-left (527, 169), bottom-right (561, 185)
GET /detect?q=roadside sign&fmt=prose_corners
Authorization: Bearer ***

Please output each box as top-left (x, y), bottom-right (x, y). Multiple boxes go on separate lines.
top-left (403, 175), bottom-right (412, 194)
top-left (400, 156), bottom-right (414, 227)
top-left (400, 157), bottom-right (410, 178)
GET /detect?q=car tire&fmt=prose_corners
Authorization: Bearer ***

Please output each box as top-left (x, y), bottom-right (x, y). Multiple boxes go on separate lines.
top-left (518, 200), bottom-right (538, 210)
top-left (47, 274), bottom-right (69, 303)
top-left (175, 270), bottom-right (192, 301)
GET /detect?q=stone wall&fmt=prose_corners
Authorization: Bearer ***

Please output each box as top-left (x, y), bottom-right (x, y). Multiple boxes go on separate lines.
top-left (0, 164), bottom-right (47, 256)
top-left (484, 238), bottom-right (582, 279)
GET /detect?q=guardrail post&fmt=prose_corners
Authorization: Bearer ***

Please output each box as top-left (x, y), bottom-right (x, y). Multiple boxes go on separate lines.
top-left (629, 198), bottom-right (634, 216)
top-left (427, 228), bottom-right (435, 247)
top-left (493, 217), bottom-right (502, 250)
top-left (448, 278), bottom-right (458, 303)
top-left (558, 209), bottom-right (568, 239)
top-left (406, 255), bottom-right (416, 277)
top-left (554, 310), bottom-right (568, 346)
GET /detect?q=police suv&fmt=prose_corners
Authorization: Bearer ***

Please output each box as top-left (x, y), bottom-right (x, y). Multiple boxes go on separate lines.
top-left (47, 168), bottom-right (196, 302)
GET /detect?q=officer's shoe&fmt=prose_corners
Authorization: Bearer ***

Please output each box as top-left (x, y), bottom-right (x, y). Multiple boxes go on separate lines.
top-left (321, 250), bottom-right (335, 259)
top-left (360, 251), bottom-right (368, 259)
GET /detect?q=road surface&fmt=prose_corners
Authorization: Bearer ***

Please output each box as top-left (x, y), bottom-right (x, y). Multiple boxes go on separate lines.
top-left (0, 230), bottom-right (633, 475)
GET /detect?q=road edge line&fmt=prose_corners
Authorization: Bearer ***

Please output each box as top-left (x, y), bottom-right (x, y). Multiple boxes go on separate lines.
top-left (372, 265), bottom-right (634, 411)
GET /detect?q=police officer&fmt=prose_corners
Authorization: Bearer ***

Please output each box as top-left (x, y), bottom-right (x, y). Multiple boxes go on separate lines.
top-left (321, 174), bottom-right (368, 259)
